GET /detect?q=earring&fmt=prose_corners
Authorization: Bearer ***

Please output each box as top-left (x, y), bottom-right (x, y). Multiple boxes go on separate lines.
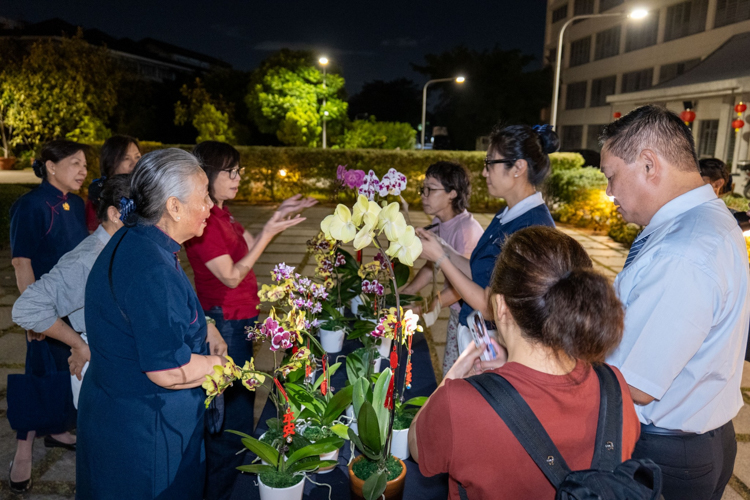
top-left (514, 174), bottom-right (518, 178)
top-left (176, 216), bottom-right (181, 221)
top-left (51, 171), bottom-right (55, 176)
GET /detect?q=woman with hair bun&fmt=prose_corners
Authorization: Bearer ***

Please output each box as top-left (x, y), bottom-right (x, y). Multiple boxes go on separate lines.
top-left (77, 148), bottom-right (225, 499)
top-left (410, 226), bottom-right (640, 499)
top-left (417, 124), bottom-right (558, 353)
top-left (85, 135), bottom-right (141, 231)
top-left (8, 139), bottom-right (89, 493)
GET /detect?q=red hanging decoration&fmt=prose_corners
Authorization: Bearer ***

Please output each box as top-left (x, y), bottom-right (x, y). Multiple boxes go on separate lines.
top-left (405, 335), bottom-right (413, 390)
top-left (680, 109), bottom-right (696, 126)
top-left (282, 406), bottom-right (296, 441)
top-left (292, 345), bottom-right (298, 355)
top-left (305, 363), bottom-right (312, 378)
top-left (356, 249), bottom-right (363, 263)
top-left (384, 373), bottom-right (394, 410)
top-left (733, 118), bottom-right (745, 132)
top-left (320, 357), bottom-right (328, 396)
top-left (613, 112), bottom-right (622, 119)
top-left (389, 341), bottom-right (398, 370)
top-left (736, 102), bottom-right (747, 114)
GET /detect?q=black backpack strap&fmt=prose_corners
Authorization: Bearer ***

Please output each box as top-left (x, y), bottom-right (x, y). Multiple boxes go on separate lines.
top-left (589, 364), bottom-right (623, 472)
top-left (466, 372), bottom-right (571, 489)
top-left (457, 483), bottom-right (469, 500)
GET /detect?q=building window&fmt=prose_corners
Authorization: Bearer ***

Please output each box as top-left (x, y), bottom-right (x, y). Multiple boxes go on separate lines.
top-left (664, 0), bottom-right (708, 42)
top-left (621, 68), bottom-right (654, 93)
top-left (600, 0), bottom-right (624, 11)
top-left (626, 10), bottom-right (659, 52)
top-left (570, 36), bottom-right (591, 66)
top-left (659, 58), bottom-right (701, 83)
top-left (587, 124), bottom-right (607, 152)
top-left (595, 26), bottom-right (621, 60)
top-left (566, 82), bottom-right (588, 110)
top-left (698, 120), bottom-right (719, 157)
top-left (590, 76), bottom-right (617, 107)
top-left (715, 0), bottom-right (750, 27)
top-left (553, 4), bottom-right (569, 23)
top-left (574, 0), bottom-right (594, 15)
top-left (562, 125), bottom-right (584, 150)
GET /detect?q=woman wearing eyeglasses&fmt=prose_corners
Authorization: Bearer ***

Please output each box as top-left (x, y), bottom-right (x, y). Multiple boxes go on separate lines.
top-left (402, 161), bottom-right (483, 374)
top-left (416, 124), bottom-right (558, 355)
top-left (184, 141), bottom-right (316, 500)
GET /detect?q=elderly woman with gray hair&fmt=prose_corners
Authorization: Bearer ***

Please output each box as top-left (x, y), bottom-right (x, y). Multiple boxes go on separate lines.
top-left (76, 149), bottom-right (225, 499)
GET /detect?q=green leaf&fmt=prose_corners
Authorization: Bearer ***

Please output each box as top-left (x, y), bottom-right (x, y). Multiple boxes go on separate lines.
top-left (313, 362), bottom-right (341, 391)
top-left (286, 437), bottom-right (343, 467)
top-left (402, 396), bottom-right (428, 408)
top-left (236, 464), bottom-right (276, 475)
top-left (287, 459), bottom-right (339, 473)
top-left (393, 261), bottom-right (410, 287)
top-left (346, 350), bottom-right (365, 385)
top-left (352, 377), bottom-right (372, 417)
top-left (372, 369), bottom-right (393, 445)
top-left (357, 401), bottom-right (382, 454)
top-left (323, 385), bottom-right (354, 424)
top-left (330, 423), bottom-right (350, 439)
top-left (363, 470), bottom-right (388, 500)
top-left (348, 428), bottom-right (381, 461)
top-left (235, 436), bottom-right (279, 466)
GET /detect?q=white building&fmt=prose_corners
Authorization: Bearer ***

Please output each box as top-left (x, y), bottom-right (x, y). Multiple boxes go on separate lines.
top-left (545, 0), bottom-right (750, 178)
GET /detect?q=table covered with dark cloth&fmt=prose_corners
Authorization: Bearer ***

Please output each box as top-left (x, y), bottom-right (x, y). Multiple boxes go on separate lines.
top-left (230, 330), bottom-right (449, 499)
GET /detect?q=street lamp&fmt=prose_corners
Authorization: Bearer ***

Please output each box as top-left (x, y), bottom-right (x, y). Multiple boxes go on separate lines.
top-left (550, 7), bottom-right (649, 131)
top-left (421, 76), bottom-right (466, 150)
top-left (319, 56), bottom-right (329, 149)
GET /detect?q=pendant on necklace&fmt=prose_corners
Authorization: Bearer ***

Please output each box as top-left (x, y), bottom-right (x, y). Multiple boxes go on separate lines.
top-left (62, 202), bottom-right (70, 211)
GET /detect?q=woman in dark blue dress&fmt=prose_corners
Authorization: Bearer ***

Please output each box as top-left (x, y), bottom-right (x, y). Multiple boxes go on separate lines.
top-left (8, 140), bottom-right (89, 493)
top-left (77, 148), bottom-right (225, 499)
top-left (417, 125), bottom-right (559, 362)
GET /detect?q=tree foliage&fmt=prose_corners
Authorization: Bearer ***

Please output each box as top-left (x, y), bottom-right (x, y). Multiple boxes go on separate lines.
top-left (246, 49), bottom-right (347, 147)
top-left (342, 117), bottom-right (416, 150)
top-left (0, 31), bottom-right (119, 156)
top-left (175, 78), bottom-right (236, 144)
top-left (412, 45), bottom-right (552, 150)
top-left (348, 78), bottom-right (422, 127)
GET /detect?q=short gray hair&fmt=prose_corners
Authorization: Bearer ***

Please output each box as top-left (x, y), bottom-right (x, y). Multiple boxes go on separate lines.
top-left (129, 148), bottom-right (204, 225)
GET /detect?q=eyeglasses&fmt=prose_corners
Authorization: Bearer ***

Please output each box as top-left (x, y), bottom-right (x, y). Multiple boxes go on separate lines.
top-left (224, 167), bottom-right (245, 180)
top-left (483, 158), bottom-right (516, 172)
top-left (419, 185), bottom-right (447, 197)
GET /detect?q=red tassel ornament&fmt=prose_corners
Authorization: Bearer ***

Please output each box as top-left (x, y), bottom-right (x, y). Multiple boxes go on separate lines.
top-left (384, 373), bottom-right (395, 410)
top-left (320, 358), bottom-right (328, 396)
top-left (282, 407), bottom-right (296, 442)
top-left (405, 335), bottom-right (413, 390)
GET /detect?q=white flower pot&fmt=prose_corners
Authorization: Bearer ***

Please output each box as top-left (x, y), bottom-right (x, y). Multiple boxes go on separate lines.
top-left (320, 328), bottom-right (345, 353)
top-left (317, 448), bottom-right (339, 474)
top-left (258, 475), bottom-right (304, 500)
top-left (391, 428), bottom-right (410, 460)
top-left (349, 295), bottom-right (364, 316)
top-left (336, 306), bottom-right (346, 315)
top-left (373, 337), bottom-right (392, 372)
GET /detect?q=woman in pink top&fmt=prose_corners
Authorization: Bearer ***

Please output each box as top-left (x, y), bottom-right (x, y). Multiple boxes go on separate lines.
top-left (402, 161), bottom-right (484, 374)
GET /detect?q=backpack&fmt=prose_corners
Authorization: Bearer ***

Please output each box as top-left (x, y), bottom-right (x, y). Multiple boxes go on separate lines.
top-left (460, 364), bottom-right (663, 500)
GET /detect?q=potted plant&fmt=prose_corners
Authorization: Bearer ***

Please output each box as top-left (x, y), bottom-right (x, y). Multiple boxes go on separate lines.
top-left (229, 430), bottom-right (343, 500)
top-left (0, 146), bottom-right (15, 170)
top-left (390, 397), bottom-right (427, 460)
top-left (318, 302), bottom-right (349, 353)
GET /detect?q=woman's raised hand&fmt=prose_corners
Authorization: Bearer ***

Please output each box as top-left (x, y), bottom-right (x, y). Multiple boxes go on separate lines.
top-left (264, 210), bottom-right (306, 238)
top-left (444, 338), bottom-right (507, 381)
top-left (415, 228), bottom-right (445, 262)
top-left (277, 194), bottom-right (318, 219)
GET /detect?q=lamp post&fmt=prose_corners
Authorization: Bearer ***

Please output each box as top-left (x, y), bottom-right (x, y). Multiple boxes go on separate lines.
top-left (550, 8), bottom-right (648, 131)
top-left (421, 76), bottom-right (465, 151)
top-left (319, 56), bottom-right (329, 148)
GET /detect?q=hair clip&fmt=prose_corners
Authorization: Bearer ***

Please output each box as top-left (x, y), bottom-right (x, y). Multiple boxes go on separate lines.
top-left (119, 197), bottom-right (136, 221)
top-left (533, 124), bottom-right (553, 134)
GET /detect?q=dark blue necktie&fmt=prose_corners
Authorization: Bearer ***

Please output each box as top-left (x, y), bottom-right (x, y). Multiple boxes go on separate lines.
top-left (623, 234), bottom-right (650, 271)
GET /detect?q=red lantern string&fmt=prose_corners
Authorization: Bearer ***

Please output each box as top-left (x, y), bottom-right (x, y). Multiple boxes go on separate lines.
top-left (389, 340), bottom-right (398, 370)
top-left (405, 335), bottom-right (413, 390)
top-left (320, 357), bottom-right (328, 396)
top-left (384, 373), bottom-right (395, 410)
top-left (283, 407), bottom-right (296, 440)
top-left (292, 345), bottom-right (298, 355)
top-left (356, 249), bottom-right (362, 263)
top-left (613, 112), bottom-right (622, 119)
top-left (733, 118), bottom-right (745, 132)
top-left (274, 378), bottom-right (288, 401)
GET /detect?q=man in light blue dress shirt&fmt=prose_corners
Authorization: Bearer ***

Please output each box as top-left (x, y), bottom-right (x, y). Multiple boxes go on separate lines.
top-left (601, 105), bottom-right (750, 500)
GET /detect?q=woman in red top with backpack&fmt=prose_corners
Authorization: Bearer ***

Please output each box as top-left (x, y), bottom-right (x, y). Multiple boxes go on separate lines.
top-left (410, 226), bottom-right (644, 499)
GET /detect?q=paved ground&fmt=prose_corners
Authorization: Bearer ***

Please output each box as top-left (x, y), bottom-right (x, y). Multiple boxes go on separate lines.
top-left (0, 204), bottom-right (747, 499)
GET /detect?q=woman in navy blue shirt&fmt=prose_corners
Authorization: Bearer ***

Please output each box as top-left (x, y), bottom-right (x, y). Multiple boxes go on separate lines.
top-left (77, 148), bottom-right (225, 499)
top-left (8, 140), bottom-right (89, 493)
top-left (417, 125), bottom-right (559, 355)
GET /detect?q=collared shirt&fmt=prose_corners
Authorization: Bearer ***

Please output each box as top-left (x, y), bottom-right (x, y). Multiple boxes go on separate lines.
top-left (13, 225), bottom-right (111, 336)
top-left (432, 210), bottom-right (484, 311)
top-left (607, 184), bottom-right (750, 433)
top-left (10, 180), bottom-right (88, 279)
top-left (185, 204), bottom-right (260, 320)
top-left (459, 192), bottom-right (555, 326)
top-left (495, 191), bottom-right (546, 224)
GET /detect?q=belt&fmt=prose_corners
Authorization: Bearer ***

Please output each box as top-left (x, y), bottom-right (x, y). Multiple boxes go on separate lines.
top-left (640, 423), bottom-right (696, 437)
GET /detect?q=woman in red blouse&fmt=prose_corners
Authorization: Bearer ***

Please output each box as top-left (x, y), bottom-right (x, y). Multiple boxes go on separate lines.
top-left (184, 141), bottom-right (315, 500)
top-left (410, 226), bottom-right (640, 499)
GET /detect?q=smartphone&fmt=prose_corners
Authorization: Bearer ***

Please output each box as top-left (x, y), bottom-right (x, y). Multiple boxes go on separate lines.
top-left (467, 310), bottom-right (497, 361)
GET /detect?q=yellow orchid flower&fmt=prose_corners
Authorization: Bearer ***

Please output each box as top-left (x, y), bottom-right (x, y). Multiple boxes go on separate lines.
top-left (385, 225), bottom-right (423, 266)
top-left (258, 283), bottom-right (286, 303)
top-left (321, 205), bottom-right (357, 243)
top-left (352, 194), bottom-right (382, 227)
top-left (353, 221), bottom-right (375, 250)
top-left (377, 202), bottom-right (407, 242)
top-left (358, 261), bottom-right (381, 279)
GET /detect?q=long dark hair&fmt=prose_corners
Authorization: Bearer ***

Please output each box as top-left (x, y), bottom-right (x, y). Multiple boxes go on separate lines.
top-left (488, 125), bottom-right (559, 186)
top-left (32, 140), bottom-right (88, 179)
top-left (488, 226), bottom-right (623, 364)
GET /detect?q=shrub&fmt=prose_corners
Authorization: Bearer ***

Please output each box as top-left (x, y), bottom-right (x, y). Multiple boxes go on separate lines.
top-left (0, 184), bottom-right (33, 249)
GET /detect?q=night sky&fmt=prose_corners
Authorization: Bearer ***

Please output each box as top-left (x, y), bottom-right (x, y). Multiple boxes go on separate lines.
top-left (5, 0), bottom-right (548, 93)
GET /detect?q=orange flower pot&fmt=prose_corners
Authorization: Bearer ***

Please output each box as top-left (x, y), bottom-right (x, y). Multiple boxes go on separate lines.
top-left (348, 455), bottom-right (407, 500)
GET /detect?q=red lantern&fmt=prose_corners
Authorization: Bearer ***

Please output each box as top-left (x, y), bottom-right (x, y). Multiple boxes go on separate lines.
top-left (613, 112), bottom-right (622, 119)
top-left (735, 102), bottom-right (747, 114)
top-left (733, 118), bottom-right (745, 132)
top-left (680, 109), bottom-right (696, 125)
